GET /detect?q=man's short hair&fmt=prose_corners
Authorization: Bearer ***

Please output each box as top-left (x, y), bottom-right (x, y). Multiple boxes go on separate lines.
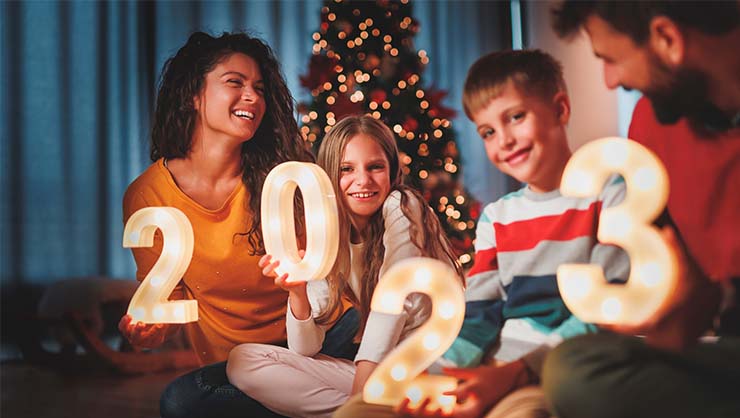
top-left (463, 49), bottom-right (566, 119)
top-left (552, 1), bottom-right (739, 43)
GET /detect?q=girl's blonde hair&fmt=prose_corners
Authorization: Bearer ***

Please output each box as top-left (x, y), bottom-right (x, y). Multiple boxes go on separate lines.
top-left (315, 115), bottom-right (464, 338)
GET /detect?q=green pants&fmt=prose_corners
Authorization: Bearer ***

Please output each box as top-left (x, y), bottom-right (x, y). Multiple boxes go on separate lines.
top-left (541, 333), bottom-right (740, 418)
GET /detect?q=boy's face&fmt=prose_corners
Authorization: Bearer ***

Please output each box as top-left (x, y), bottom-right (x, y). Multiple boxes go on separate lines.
top-left (471, 81), bottom-right (571, 193)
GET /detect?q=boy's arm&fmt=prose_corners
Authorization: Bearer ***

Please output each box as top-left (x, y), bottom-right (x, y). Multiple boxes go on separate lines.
top-left (442, 205), bottom-right (507, 368)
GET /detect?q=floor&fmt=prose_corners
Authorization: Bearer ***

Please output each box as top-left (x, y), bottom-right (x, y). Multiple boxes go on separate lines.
top-left (1, 360), bottom-right (184, 418)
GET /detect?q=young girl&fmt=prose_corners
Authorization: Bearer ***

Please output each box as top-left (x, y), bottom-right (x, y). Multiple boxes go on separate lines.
top-left (226, 115), bottom-right (464, 418)
top-left (119, 32), bottom-right (354, 418)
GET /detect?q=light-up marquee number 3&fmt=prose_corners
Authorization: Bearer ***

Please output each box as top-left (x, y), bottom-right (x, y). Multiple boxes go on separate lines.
top-left (261, 161), bottom-right (339, 282)
top-left (364, 258), bottom-right (465, 414)
top-left (558, 137), bottom-right (678, 326)
top-left (123, 207), bottom-right (197, 324)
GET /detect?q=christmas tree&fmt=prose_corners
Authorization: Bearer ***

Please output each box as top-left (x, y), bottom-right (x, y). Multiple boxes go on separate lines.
top-left (298, 0), bottom-right (479, 267)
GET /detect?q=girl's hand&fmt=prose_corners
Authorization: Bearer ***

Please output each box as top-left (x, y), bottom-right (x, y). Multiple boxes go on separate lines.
top-left (261, 251), bottom-right (312, 319)
top-left (117, 314), bottom-right (172, 350)
top-left (259, 253), bottom-right (308, 293)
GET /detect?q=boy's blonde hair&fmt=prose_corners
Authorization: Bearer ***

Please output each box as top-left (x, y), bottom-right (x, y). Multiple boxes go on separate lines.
top-left (463, 49), bottom-right (566, 119)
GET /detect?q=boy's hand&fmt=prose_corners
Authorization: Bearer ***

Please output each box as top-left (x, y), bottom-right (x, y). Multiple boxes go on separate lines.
top-left (117, 314), bottom-right (172, 350)
top-left (395, 360), bottom-right (531, 417)
top-left (601, 226), bottom-right (720, 351)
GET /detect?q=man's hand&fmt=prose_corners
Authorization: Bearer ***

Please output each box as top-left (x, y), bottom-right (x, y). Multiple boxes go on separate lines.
top-left (603, 226), bottom-right (721, 351)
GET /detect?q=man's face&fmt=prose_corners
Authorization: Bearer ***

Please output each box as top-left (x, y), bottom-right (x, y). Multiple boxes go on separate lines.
top-left (584, 15), bottom-right (714, 127)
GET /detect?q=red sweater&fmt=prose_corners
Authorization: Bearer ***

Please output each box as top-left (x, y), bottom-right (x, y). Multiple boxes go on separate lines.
top-left (628, 97), bottom-right (740, 281)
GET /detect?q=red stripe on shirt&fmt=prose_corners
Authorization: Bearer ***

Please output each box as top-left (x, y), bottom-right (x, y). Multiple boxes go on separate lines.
top-left (468, 247), bottom-right (499, 276)
top-left (495, 202), bottom-right (601, 252)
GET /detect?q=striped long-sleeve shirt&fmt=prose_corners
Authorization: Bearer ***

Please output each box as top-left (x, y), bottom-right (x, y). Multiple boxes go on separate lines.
top-left (441, 176), bottom-right (630, 373)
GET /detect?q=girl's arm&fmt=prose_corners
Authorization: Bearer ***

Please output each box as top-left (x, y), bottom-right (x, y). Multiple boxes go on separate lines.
top-left (259, 253), bottom-right (331, 356)
top-left (286, 279), bottom-right (333, 356)
top-left (356, 191), bottom-right (429, 367)
top-left (351, 360), bottom-right (378, 395)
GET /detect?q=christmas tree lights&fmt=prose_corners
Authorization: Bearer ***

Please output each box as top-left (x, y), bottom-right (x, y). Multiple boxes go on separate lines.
top-left (299, 0), bottom-right (479, 266)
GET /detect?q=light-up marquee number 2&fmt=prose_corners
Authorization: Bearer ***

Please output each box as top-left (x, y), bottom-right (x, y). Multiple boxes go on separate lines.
top-left (364, 258), bottom-right (465, 414)
top-left (557, 137), bottom-right (678, 326)
top-left (261, 162), bottom-right (339, 282)
top-left (123, 207), bottom-right (197, 324)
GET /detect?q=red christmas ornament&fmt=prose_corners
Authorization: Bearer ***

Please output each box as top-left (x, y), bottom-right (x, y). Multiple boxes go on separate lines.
top-left (370, 89), bottom-right (387, 104)
top-left (300, 55), bottom-right (339, 90)
top-left (402, 116), bottom-right (418, 132)
top-left (425, 87), bottom-right (457, 119)
top-left (329, 93), bottom-right (363, 120)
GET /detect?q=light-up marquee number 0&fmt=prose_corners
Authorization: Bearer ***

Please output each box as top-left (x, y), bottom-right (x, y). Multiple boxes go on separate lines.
top-left (261, 162), bottom-right (339, 283)
top-left (123, 207), bottom-right (197, 324)
top-left (364, 258), bottom-right (465, 414)
top-left (557, 137), bottom-right (678, 326)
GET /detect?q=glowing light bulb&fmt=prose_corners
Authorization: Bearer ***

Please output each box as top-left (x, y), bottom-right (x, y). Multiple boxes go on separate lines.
top-left (423, 333), bottom-right (440, 350)
top-left (131, 307), bottom-right (146, 322)
top-left (562, 272), bottom-right (592, 301)
top-left (602, 212), bottom-right (632, 240)
top-left (633, 166), bottom-right (658, 191)
top-left (153, 306), bottom-right (165, 320)
top-left (406, 386), bottom-right (423, 403)
top-left (380, 293), bottom-right (399, 312)
top-left (391, 365), bottom-right (407, 381)
top-left (367, 381), bottom-right (385, 398)
top-left (638, 262), bottom-right (663, 287)
top-left (601, 297), bottom-right (622, 321)
top-left (438, 301), bottom-right (455, 320)
top-left (602, 140), bottom-right (628, 168)
top-left (150, 275), bottom-right (165, 287)
top-left (414, 268), bottom-right (431, 287)
top-left (565, 169), bottom-right (594, 194)
top-left (438, 395), bottom-right (455, 407)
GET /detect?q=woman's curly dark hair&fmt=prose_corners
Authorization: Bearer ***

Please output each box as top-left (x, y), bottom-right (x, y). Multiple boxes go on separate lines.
top-left (151, 31), bottom-right (313, 254)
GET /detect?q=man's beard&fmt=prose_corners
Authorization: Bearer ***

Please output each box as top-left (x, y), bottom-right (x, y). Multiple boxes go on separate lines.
top-left (643, 55), bottom-right (730, 132)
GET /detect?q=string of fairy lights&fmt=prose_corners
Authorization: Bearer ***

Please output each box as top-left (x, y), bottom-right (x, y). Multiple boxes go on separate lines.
top-left (299, 0), bottom-right (477, 267)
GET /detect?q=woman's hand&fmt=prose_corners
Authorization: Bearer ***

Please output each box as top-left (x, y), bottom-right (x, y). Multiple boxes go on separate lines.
top-left (118, 314), bottom-right (173, 350)
top-left (259, 253), bottom-right (311, 320)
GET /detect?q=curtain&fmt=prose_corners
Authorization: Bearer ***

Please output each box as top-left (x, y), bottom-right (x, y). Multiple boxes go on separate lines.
top-left (1, 0), bottom-right (512, 285)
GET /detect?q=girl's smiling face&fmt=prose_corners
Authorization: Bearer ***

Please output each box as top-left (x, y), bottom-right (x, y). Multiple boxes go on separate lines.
top-left (338, 133), bottom-right (392, 231)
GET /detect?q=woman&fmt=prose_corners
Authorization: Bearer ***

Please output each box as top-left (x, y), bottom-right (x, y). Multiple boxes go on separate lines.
top-left (119, 32), bottom-right (356, 418)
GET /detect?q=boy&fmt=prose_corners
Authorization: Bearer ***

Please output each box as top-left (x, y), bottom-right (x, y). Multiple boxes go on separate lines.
top-left (334, 49), bottom-right (629, 418)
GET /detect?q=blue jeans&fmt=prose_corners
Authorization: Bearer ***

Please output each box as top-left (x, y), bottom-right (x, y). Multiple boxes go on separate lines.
top-left (160, 308), bottom-right (360, 418)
